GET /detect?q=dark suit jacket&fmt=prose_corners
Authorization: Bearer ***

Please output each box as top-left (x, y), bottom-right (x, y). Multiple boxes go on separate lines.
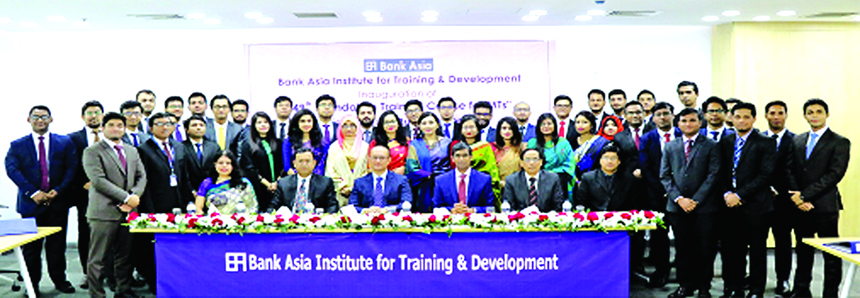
top-left (83, 140), bottom-right (147, 221)
top-left (699, 127), bottom-right (735, 142)
top-left (660, 134), bottom-right (720, 214)
top-left (610, 130), bottom-right (640, 171)
top-left (432, 169), bottom-right (495, 213)
top-left (502, 170), bottom-right (564, 212)
top-left (5, 133), bottom-right (77, 216)
top-left (270, 174), bottom-right (338, 213)
top-left (642, 118), bottom-right (657, 134)
top-left (558, 118), bottom-right (578, 147)
top-left (320, 121), bottom-right (339, 146)
top-left (137, 138), bottom-right (193, 213)
top-left (769, 130), bottom-right (797, 211)
top-left (577, 169), bottom-right (637, 211)
top-left (517, 123), bottom-right (537, 143)
top-left (788, 129), bottom-right (850, 213)
top-left (719, 129), bottom-right (776, 214)
top-left (181, 139), bottom-right (222, 191)
top-left (638, 127), bottom-right (682, 209)
top-left (348, 171), bottom-right (413, 212)
top-left (485, 127), bottom-right (497, 143)
top-left (204, 120), bottom-right (244, 153)
top-left (121, 131), bottom-right (150, 147)
top-left (68, 128), bottom-right (91, 208)
top-left (240, 138), bottom-right (285, 185)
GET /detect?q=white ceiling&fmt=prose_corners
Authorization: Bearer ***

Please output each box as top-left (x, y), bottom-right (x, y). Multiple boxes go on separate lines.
top-left (0, 0), bottom-right (859, 32)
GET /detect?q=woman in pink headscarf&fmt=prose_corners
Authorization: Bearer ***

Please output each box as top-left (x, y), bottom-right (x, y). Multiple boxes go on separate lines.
top-left (324, 115), bottom-right (369, 206)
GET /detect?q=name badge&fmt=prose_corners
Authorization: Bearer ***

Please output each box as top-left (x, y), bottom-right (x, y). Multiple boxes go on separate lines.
top-left (170, 174), bottom-right (178, 187)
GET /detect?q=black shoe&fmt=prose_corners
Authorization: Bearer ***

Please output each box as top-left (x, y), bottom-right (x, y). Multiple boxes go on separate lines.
top-left (785, 288), bottom-right (812, 298)
top-left (775, 280), bottom-right (790, 295)
top-left (648, 271), bottom-right (670, 288)
top-left (54, 280), bottom-right (76, 293)
top-left (746, 293), bottom-right (762, 298)
top-left (115, 290), bottom-right (141, 298)
top-left (131, 276), bottom-right (147, 288)
top-left (78, 276), bottom-right (89, 290)
top-left (668, 287), bottom-right (696, 298)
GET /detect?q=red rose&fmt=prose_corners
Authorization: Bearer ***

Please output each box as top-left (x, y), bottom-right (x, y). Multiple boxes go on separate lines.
top-left (340, 216), bottom-right (351, 223)
top-left (402, 215), bottom-right (413, 222)
top-left (256, 215), bottom-right (265, 222)
top-left (273, 217), bottom-right (285, 224)
top-left (538, 214), bottom-right (549, 221)
top-left (464, 212), bottom-right (472, 217)
top-left (604, 212), bottom-right (614, 219)
top-left (147, 214), bottom-right (156, 222)
top-left (621, 213), bottom-right (632, 220)
top-left (483, 213), bottom-right (493, 218)
top-left (631, 209), bottom-right (639, 214)
top-left (428, 215), bottom-right (437, 223)
top-left (166, 213), bottom-right (176, 224)
top-left (644, 211), bottom-right (655, 219)
top-left (127, 212), bottom-right (140, 223)
top-left (309, 216), bottom-right (321, 223)
top-left (237, 217), bottom-right (246, 224)
top-left (587, 212), bottom-right (599, 221)
top-left (442, 215), bottom-right (450, 221)
top-left (558, 212), bottom-right (567, 216)
top-left (212, 218), bottom-right (224, 226)
top-left (529, 211), bottom-right (539, 215)
top-left (573, 213), bottom-right (585, 221)
top-left (378, 214), bottom-right (386, 221)
top-left (188, 218), bottom-right (198, 228)
top-left (392, 212), bottom-right (400, 216)
top-left (289, 214), bottom-right (300, 224)
top-left (515, 212), bottom-right (525, 220)
top-left (210, 212), bottom-right (220, 217)
top-left (370, 217), bottom-right (380, 225)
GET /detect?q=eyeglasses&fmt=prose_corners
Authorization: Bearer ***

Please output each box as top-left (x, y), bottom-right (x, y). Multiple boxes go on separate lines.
top-left (515, 108), bottom-right (530, 112)
top-left (654, 112), bottom-right (673, 118)
top-left (406, 109), bottom-right (422, 114)
top-left (167, 105), bottom-right (183, 110)
top-left (318, 103), bottom-right (335, 108)
top-left (29, 115), bottom-right (51, 121)
top-left (625, 111), bottom-right (643, 115)
top-left (438, 106), bottom-right (455, 110)
top-left (706, 109), bottom-right (725, 114)
top-left (153, 122), bottom-right (176, 127)
top-left (523, 158), bottom-right (542, 163)
top-left (601, 156), bottom-right (619, 161)
top-left (123, 112), bottom-right (142, 117)
top-left (370, 156), bottom-right (389, 161)
top-left (213, 105), bottom-right (231, 110)
top-left (554, 104), bottom-right (571, 109)
top-left (342, 124), bottom-right (357, 129)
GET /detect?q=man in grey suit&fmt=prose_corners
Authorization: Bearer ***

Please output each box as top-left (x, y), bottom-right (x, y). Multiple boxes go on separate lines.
top-left (82, 112), bottom-right (147, 298)
top-left (660, 108), bottom-right (720, 298)
top-left (205, 95), bottom-right (244, 153)
top-left (502, 148), bottom-right (564, 212)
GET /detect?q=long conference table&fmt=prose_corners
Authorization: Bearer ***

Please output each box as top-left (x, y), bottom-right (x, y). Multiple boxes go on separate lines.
top-left (133, 226), bottom-right (649, 298)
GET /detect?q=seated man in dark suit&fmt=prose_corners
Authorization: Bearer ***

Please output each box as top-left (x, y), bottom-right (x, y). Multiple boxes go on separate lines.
top-left (349, 145), bottom-right (412, 213)
top-left (269, 147), bottom-right (338, 213)
top-left (432, 142), bottom-right (494, 214)
top-left (576, 144), bottom-right (637, 211)
top-left (502, 148), bottom-right (564, 212)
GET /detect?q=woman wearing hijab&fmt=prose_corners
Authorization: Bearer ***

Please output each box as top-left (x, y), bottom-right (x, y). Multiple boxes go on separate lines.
top-left (597, 115), bottom-right (639, 174)
top-left (325, 115), bottom-right (369, 207)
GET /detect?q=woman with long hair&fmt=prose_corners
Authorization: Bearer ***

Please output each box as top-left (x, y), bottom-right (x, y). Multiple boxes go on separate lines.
top-left (571, 111), bottom-right (609, 182)
top-left (325, 115), bottom-right (369, 206)
top-left (195, 150), bottom-right (257, 214)
top-left (370, 110), bottom-right (409, 175)
top-left (405, 112), bottom-right (452, 212)
top-left (493, 116), bottom-right (524, 190)
top-left (453, 114), bottom-right (501, 202)
top-left (283, 109), bottom-right (328, 176)
top-left (240, 112), bottom-right (284, 212)
top-left (526, 113), bottom-right (575, 201)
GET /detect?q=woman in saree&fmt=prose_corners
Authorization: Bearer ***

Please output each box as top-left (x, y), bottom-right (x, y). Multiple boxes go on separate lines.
top-left (406, 112), bottom-right (452, 213)
top-left (571, 111), bottom-right (609, 183)
top-left (325, 115), bottom-right (369, 207)
top-left (526, 113), bottom-right (575, 201)
top-left (283, 109), bottom-right (328, 176)
top-left (196, 150), bottom-right (257, 215)
top-left (493, 116), bottom-right (524, 190)
top-left (369, 110), bottom-right (409, 175)
top-left (453, 114), bottom-right (501, 202)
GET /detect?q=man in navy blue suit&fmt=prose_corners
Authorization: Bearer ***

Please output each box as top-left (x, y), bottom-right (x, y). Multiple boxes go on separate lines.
top-left (699, 96), bottom-right (735, 142)
top-left (513, 102), bottom-right (536, 143)
top-left (432, 142), bottom-right (494, 214)
top-left (5, 105), bottom-right (78, 295)
top-left (349, 145), bottom-right (412, 213)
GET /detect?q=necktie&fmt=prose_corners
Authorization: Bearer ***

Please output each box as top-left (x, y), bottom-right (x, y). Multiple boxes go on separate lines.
top-left (174, 124), bottom-right (183, 142)
top-left (162, 141), bottom-right (173, 164)
top-left (559, 121), bottom-right (565, 137)
top-left (279, 122), bottom-right (286, 139)
top-left (295, 178), bottom-right (308, 212)
top-left (131, 133), bottom-right (139, 147)
top-left (664, 133), bottom-right (670, 145)
top-left (733, 137), bottom-right (745, 187)
top-left (711, 131), bottom-right (719, 141)
top-left (114, 145), bottom-right (127, 170)
top-left (444, 123), bottom-right (452, 138)
top-left (519, 126), bottom-right (526, 137)
top-left (38, 136), bottom-right (49, 191)
top-left (684, 139), bottom-right (693, 163)
top-left (528, 177), bottom-right (537, 205)
top-left (413, 127), bottom-right (421, 139)
top-left (364, 130), bottom-right (372, 142)
top-left (458, 174), bottom-right (467, 204)
top-left (323, 124), bottom-right (331, 143)
top-left (373, 177), bottom-right (384, 207)
top-left (772, 133), bottom-right (780, 151)
top-left (92, 130), bottom-right (100, 143)
top-left (218, 126), bottom-right (226, 150)
top-left (633, 128), bottom-right (640, 150)
top-left (806, 132), bottom-right (819, 159)
top-left (196, 143), bottom-right (203, 163)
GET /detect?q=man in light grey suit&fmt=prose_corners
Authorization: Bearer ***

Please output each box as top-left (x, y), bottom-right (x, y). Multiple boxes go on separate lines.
top-left (660, 108), bottom-right (720, 298)
top-left (82, 112), bottom-right (147, 298)
top-left (204, 95), bottom-right (244, 152)
top-left (503, 148), bottom-right (565, 212)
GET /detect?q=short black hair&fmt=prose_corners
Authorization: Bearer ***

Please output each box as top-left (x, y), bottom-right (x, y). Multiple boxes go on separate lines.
top-left (520, 147), bottom-right (545, 163)
top-left (473, 101), bottom-right (493, 113)
top-left (183, 114), bottom-right (207, 129)
top-left (210, 94), bottom-right (231, 109)
top-left (293, 146), bottom-right (315, 161)
top-left (608, 89), bottom-right (626, 99)
top-left (677, 81), bottom-right (699, 94)
top-left (553, 95), bottom-right (572, 106)
top-left (102, 112), bottom-right (126, 127)
top-left (356, 101), bottom-right (376, 115)
top-left (274, 96), bottom-right (292, 108)
top-left (450, 141), bottom-right (472, 156)
top-left (588, 89), bottom-right (606, 100)
top-left (764, 100), bottom-right (788, 114)
top-left (725, 98), bottom-right (742, 105)
top-left (637, 89), bottom-right (655, 100)
top-left (148, 112), bottom-right (173, 129)
top-left (81, 100), bottom-right (104, 115)
top-left (188, 92), bottom-right (207, 102)
top-left (652, 102), bottom-right (674, 114)
top-left (803, 98), bottom-right (829, 114)
top-left (597, 142), bottom-right (624, 167)
top-left (438, 97), bottom-right (456, 107)
top-left (624, 101), bottom-right (644, 110)
top-left (232, 99), bottom-right (249, 110)
top-left (136, 89), bottom-right (155, 100)
top-left (29, 105), bottom-right (51, 116)
top-left (677, 108), bottom-right (701, 121)
top-left (164, 96), bottom-right (184, 109)
top-left (731, 102), bottom-right (757, 118)
top-left (119, 100), bottom-right (142, 113)
top-left (316, 94), bottom-right (336, 109)
top-left (701, 96), bottom-right (727, 112)
top-left (404, 99), bottom-right (423, 112)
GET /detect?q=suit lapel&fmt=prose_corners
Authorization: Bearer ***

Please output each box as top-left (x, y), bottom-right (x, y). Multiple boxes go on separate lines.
top-left (100, 141), bottom-right (126, 175)
top-left (683, 134), bottom-right (705, 171)
top-left (284, 176), bottom-right (298, 207)
top-left (383, 172), bottom-right (395, 201)
top-left (807, 129), bottom-right (831, 163)
top-left (737, 131), bottom-right (756, 165)
top-left (518, 172), bottom-right (531, 204)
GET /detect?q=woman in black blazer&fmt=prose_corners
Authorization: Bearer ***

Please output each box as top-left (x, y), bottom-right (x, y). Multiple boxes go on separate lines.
top-left (240, 112), bottom-right (285, 212)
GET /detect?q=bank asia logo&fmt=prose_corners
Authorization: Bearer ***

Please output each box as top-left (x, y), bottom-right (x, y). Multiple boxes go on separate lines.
top-left (225, 252), bottom-right (282, 272)
top-left (225, 252), bottom-right (246, 272)
top-left (364, 58), bottom-right (433, 73)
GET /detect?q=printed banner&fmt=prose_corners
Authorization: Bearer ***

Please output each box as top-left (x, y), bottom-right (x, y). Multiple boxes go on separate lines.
top-left (155, 231), bottom-right (629, 297)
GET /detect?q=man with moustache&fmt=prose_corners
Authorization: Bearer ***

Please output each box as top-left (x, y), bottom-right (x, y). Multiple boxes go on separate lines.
top-left (273, 96), bottom-right (293, 140)
top-left (553, 95), bottom-right (577, 145)
top-left (588, 89), bottom-right (609, 129)
top-left (187, 92), bottom-right (212, 122)
top-left (513, 102), bottom-right (536, 143)
top-left (608, 89), bottom-right (627, 121)
top-left (638, 90), bottom-right (657, 132)
top-left (356, 101), bottom-right (377, 143)
top-left (762, 100), bottom-right (796, 295)
top-left (438, 97), bottom-right (458, 139)
top-left (473, 101), bottom-right (495, 142)
top-left (136, 90), bottom-right (156, 134)
top-left (120, 101), bottom-right (150, 147)
top-left (68, 101), bottom-right (104, 289)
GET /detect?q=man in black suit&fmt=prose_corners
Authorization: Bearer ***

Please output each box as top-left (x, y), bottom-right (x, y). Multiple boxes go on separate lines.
top-left (67, 100), bottom-right (103, 289)
top-left (717, 103), bottom-right (776, 298)
top-left (502, 148), bottom-right (564, 212)
top-left (588, 89), bottom-right (610, 131)
top-left (269, 147), bottom-right (338, 213)
top-left (403, 100), bottom-right (424, 140)
top-left (553, 95), bottom-right (578, 145)
top-left (474, 101), bottom-right (496, 142)
top-left (183, 115), bottom-right (221, 192)
top-left (675, 81), bottom-right (706, 129)
top-left (638, 90), bottom-right (657, 133)
top-left (576, 144), bottom-right (637, 211)
top-left (700, 96), bottom-right (734, 142)
top-left (136, 89), bottom-right (156, 134)
top-left (763, 100), bottom-right (796, 295)
top-left (785, 99), bottom-right (850, 298)
top-left (357, 101), bottom-right (377, 143)
top-left (660, 108), bottom-right (720, 298)
top-left (136, 112), bottom-right (193, 293)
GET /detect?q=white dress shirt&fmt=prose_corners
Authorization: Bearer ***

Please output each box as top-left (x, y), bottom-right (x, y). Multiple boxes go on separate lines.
top-left (371, 170), bottom-right (388, 194)
top-left (524, 171), bottom-right (541, 197)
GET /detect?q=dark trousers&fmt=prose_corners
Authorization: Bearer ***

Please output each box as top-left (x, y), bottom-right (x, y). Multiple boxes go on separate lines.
top-left (720, 209), bottom-right (770, 294)
top-left (72, 196), bottom-right (90, 274)
top-left (87, 220), bottom-right (133, 298)
top-left (667, 212), bottom-right (717, 291)
top-left (771, 204), bottom-right (798, 281)
top-left (22, 207), bottom-right (69, 286)
top-left (794, 212), bottom-right (841, 297)
top-left (133, 233), bottom-right (157, 291)
top-left (647, 196), bottom-right (670, 274)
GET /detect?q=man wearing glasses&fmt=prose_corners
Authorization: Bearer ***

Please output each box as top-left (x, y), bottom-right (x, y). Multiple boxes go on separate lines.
top-left (403, 100), bottom-right (424, 140)
top-left (349, 145), bottom-right (412, 214)
top-left (316, 94), bottom-right (339, 146)
top-left (473, 101), bottom-right (495, 142)
top-left (513, 102), bottom-right (536, 143)
top-left (204, 95), bottom-right (243, 152)
top-left (699, 96), bottom-right (734, 142)
top-left (553, 95), bottom-right (577, 145)
top-left (119, 100), bottom-right (151, 147)
top-left (437, 97), bottom-right (458, 140)
top-left (502, 148), bottom-right (564, 212)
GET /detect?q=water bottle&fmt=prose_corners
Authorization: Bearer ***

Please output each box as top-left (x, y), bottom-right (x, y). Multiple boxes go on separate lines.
top-left (400, 201), bottom-right (412, 214)
top-left (314, 208), bottom-right (324, 215)
top-left (485, 206), bottom-right (496, 214)
top-left (500, 201), bottom-right (511, 214)
top-left (562, 201), bottom-right (572, 213)
top-left (235, 202), bottom-right (247, 214)
top-left (305, 202), bottom-right (315, 214)
top-left (171, 208), bottom-right (181, 216)
top-left (186, 202), bottom-right (196, 215)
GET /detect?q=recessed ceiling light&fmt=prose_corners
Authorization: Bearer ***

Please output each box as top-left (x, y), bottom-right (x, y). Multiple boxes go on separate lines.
top-left (421, 16), bottom-right (437, 22)
top-left (721, 10), bottom-right (740, 17)
top-left (753, 15), bottom-right (771, 21)
top-left (366, 16), bottom-right (383, 22)
top-left (587, 10), bottom-right (606, 16)
top-left (530, 10), bottom-right (547, 16)
top-left (257, 17), bottom-right (274, 24)
top-left (245, 12), bottom-right (263, 19)
top-left (777, 10), bottom-right (797, 17)
top-left (363, 11), bottom-right (381, 18)
top-left (47, 15), bottom-right (66, 22)
top-left (422, 11), bottom-right (439, 17)
top-left (187, 13), bottom-right (206, 20)
top-left (575, 15), bottom-right (592, 21)
top-left (0, 17), bottom-right (12, 23)
top-left (72, 19), bottom-right (89, 27)
top-left (522, 15), bottom-right (539, 21)
top-left (204, 18), bottom-right (221, 24)
top-left (702, 16), bottom-right (720, 22)
top-left (20, 21), bottom-right (38, 28)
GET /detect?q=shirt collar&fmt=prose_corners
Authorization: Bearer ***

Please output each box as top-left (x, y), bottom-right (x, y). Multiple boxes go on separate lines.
top-left (707, 125), bottom-right (726, 134)
top-left (683, 133), bottom-right (700, 144)
top-left (31, 131), bottom-right (49, 142)
top-left (104, 138), bottom-right (121, 148)
top-left (525, 170), bottom-right (540, 182)
top-left (372, 170), bottom-right (389, 181)
top-left (456, 168), bottom-right (471, 178)
top-left (811, 125), bottom-right (829, 136)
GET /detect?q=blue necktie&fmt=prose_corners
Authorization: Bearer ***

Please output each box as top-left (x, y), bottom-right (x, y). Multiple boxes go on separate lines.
top-left (174, 124), bottom-right (183, 142)
top-left (323, 124), bottom-right (331, 143)
top-left (295, 178), bottom-right (308, 211)
top-left (131, 133), bottom-right (139, 147)
top-left (711, 131), bottom-right (719, 141)
top-left (806, 133), bottom-right (819, 159)
top-left (196, 143), bottom-right (203, 163)
top-left (373, 177), bottom-right (384, 207)
top-left (733, 137), bottom-right (745, 187)
top-left (444, 123), bottom-right (451, 138)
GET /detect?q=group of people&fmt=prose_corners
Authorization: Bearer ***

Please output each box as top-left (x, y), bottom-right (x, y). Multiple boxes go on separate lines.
top-left (5, 81), bottom-right (848, 298)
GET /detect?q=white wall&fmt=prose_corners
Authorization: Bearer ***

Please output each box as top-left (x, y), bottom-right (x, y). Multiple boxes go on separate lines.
top-left (0, 25), bottom-right (711, 239)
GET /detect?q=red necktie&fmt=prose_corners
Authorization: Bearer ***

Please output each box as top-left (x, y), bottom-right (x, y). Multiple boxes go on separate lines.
top-left (685, 139), bottom-right (693, 163)
top-left (634, 128), bottom-right (641, 150)
top-left (38, 136), bottom-right (49, 191)
top-left (458, 174), bottom-right (467, 204)
top-left (163, 141), bottom-right (173, 163)
top-left (664, 133), bottom-right (670, 144)
top-left (559, 121), bottom-right (565, 137)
